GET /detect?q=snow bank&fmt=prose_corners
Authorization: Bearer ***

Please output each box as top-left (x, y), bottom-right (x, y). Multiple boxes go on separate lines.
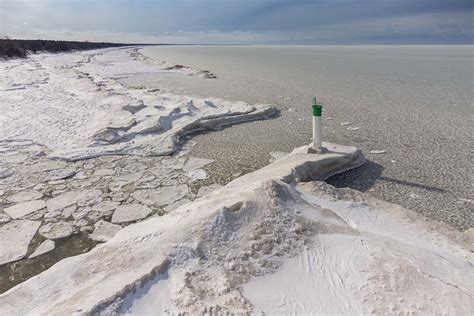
top-left (0, 48), bottom-right (275, 161)
top-left (1, 144), bottom-right (471, 315)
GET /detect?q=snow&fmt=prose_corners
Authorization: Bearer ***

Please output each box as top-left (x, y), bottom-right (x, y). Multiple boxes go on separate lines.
top-left (0, 213), bottom-right (11, 224)
top-left (1, 143), bottom-right (471, 315)
top-left (0, 48), bottom-right (275, 162)
top-left (29, 239), bottom-right (55, 259)
top-left (269, 151), bottom-right (289, 162)
top-left (243, 241), bottom-right (366, 314)
top-left (0, 220), bottom-right (41, 265)
top-left (0, 47), bottom-right (472, 314)
top-left (243, 180), bottom-right (474, 315)
top-left (3, 200), bottom-right (46, 219)
top-left (197, 184), bottom-right (223, 197)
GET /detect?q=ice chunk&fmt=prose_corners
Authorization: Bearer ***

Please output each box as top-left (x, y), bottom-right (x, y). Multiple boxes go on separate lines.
top-left (0, 220), bottom-right (41, 265)
top-left (46, 168), bottom-right (76, 181)
top-left (46, 191), bottom-right (79, 211)
top-left (39, 222), bottom-right (74, 240)
top-left (46, 190), bottom-right (102, 211)
top-left (4, 200), bottom-right (46, 219)
top-left (133, 185), bottom-right (188, 206)
top-left (187, 169), bottom-right (208, 182)
top-left (112, 204), bottom-right (152, 224)
top-left (7, 190), bottom-right (43, 203)
top-left (94, 168), bottom-right (115, 176)
top-left (92, 201), bottom-right (120, 213)
top-left (90, 220), bottom-right (122, 242)
top-left (0, 167), bottom-right (14, 179)
top-left (182, 157), bottom-right (214, 172)
top-left (29, 239), bottom-right (55, 258)
top-left (0, 213), bottom-right (11, 224)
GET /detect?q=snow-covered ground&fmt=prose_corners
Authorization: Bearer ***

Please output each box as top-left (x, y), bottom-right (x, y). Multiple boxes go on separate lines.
top-left (0, 48), bottom-right (274, 161)
top-left (0, 47), bottom-right (275, 292)
top-left (0, 48), bottom-right (472, 314)
top-left (0, 144), bottom-right (472, 315)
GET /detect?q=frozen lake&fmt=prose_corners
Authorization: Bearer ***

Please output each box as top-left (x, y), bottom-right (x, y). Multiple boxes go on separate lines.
top-left (142, 45), bottom-right (474, 230)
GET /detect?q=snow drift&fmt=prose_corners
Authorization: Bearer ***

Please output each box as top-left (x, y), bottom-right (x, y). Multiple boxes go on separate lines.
top-left (1, 143), bottom-right (472, 315)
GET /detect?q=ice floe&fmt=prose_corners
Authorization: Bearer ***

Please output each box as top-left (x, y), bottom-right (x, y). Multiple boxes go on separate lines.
top-left (90, 220), bottom-right (122, 242)
top-left (182, 157), bottom-right (214, 172)
top-left (29, 239), bottom-right (55, 259)
top-left (111, 204), bottom-right (153, 224)
top-left (0, 220), bottom-right (40, 265)
top-left (6, 189), bottom-right (43, 203)
top-left (3, 200), bottom-right (46, 219)
top-left (370, 150), bottom-right (387, 154)
top-left (187, 169), bottom-right (208, 182)
top-left (133, 184), bottom-right (188, 207)
top-left (39, 222), bottom-right (74, 240)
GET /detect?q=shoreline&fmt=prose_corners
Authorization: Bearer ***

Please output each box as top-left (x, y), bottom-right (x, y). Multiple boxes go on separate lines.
top-left (0, 47), bottom-right (275, 292)
top-left (1, 143), bottom-right (472, 314)
top-left (0, 46), bottom-right (472, 310)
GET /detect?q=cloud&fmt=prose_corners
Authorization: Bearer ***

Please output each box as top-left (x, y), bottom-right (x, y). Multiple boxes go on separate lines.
top-left (0, 0), bottom-right (472, 43)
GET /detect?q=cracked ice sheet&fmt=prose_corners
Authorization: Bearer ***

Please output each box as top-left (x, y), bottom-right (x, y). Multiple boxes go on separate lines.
top-left (0, 48), bottom-right (275, 161)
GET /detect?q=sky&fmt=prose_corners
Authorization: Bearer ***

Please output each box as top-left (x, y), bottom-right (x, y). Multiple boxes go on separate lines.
top-left (1, 0), bottom-right (473, 44)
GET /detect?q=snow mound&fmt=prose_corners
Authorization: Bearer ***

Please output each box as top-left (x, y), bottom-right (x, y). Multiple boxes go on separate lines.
top-left (0, 144), bottom-right (472, 315)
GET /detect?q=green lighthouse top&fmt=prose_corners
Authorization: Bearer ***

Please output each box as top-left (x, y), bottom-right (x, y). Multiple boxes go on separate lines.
top-left (312, 97), bottom-right (322, 116)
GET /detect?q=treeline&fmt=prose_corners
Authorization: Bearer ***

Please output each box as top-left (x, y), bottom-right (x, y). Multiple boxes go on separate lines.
top-left (0, 38), bottom-right (143, 58)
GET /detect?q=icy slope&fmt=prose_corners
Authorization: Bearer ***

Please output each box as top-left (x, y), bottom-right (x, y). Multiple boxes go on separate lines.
top-left (0, 48), bottom-right (275, 161)
top-left (0, 144), bottom-right (472, 315)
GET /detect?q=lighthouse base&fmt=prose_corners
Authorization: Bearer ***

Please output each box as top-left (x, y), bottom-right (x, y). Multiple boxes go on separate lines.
top-left (307, 143), bottom-right (328, 154)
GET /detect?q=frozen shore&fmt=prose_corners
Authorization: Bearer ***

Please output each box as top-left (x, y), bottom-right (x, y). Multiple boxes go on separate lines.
top-left (1, 143), bottom-right (472, 315)
top-left (0, 47), bottom-right (274, 161)
top-left (0, 47), bottom-right (275, 291)
top-left (1, 47), bottom-right (472, 314)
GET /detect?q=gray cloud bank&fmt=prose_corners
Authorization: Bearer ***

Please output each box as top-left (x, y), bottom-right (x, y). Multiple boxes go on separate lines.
top-left (1, 0), bottom-right (472, 44)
